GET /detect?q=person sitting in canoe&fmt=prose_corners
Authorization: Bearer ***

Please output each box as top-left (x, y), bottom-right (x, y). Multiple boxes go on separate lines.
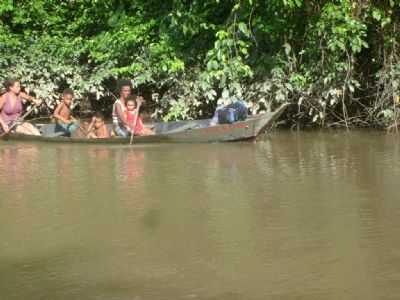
top-left (112, 80), bottom-right (133, 137)
top-left (86, 112), bottom-right (110, 139)
top-left (125, 95), bottom-right (154, 136)
top-left (0, 79), bottom-right (41, 135)
top-left (53, 88), bottom-right (80, 136)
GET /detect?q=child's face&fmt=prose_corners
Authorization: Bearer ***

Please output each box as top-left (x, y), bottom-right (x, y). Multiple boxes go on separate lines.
top-left (94, 117), bottom-right (104, 129)
top-left (63, 94), bottom-right (73, 106)
top-left (126, 101), bottom-right (136, 111)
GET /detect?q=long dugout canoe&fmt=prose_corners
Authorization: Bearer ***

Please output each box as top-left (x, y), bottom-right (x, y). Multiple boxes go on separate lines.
top-left (1, 103), bottom-right (289, 144)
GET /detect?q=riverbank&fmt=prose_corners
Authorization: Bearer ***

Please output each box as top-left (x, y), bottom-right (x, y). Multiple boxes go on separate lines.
top-left (1, 1), bottom-right (399, 129)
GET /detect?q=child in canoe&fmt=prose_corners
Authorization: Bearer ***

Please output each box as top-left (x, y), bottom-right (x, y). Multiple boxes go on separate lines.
top-left (125, 95), bottom-right (154, 136)
top-left (53, 88), bottom-right (79, 136)
top-left (86, 112), bottom-right (110, 139)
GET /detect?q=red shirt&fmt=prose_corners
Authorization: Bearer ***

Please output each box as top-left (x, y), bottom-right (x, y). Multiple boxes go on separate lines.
top-left (125, 111), bottom-right (144, 134)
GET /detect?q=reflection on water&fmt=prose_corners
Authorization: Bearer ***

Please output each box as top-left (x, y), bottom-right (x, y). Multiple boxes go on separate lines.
top-left (1, 131), bottom-right (400, 300)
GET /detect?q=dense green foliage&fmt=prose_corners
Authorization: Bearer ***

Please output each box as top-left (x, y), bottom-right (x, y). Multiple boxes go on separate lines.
top-left (1, 0), bottom-right (399, 127)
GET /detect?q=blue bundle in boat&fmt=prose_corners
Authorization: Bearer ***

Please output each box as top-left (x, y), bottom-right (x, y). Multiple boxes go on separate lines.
top-left (217, 100), bottom-right (248, 124)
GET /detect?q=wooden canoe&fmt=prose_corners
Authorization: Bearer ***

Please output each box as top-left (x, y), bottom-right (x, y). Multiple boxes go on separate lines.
top-left (1, 103), bottom-right (288, 144)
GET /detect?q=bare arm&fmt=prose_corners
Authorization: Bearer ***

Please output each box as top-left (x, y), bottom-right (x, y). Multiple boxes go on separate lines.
top-left (0, 96), bottom-right (9, 131)
top-left (115, 102), bottom-right (129, 127)
top-left (53, 103), bottom-right (71, 124)
top-left (0, 118), bottom-right (8, 132)
top-left (135, 96), bottom-right (144, 118)
top-left (20, 92), bottom-right (41, 105)
top-left (86, 117), bottom-right (95, 135)
top-left (0, 95), bottom-right (5, 111)
top-left (98, 125), bottom-right (110, 138)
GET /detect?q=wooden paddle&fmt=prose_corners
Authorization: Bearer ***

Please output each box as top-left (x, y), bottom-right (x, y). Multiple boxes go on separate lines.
top-left (0, 103), bottom-right (39, 138)
top-left (129, 98), bottom-right (142, 145)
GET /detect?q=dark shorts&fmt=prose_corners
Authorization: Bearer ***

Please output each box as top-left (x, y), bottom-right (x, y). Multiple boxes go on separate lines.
top-left (55, 122), bottom-right (79, 137)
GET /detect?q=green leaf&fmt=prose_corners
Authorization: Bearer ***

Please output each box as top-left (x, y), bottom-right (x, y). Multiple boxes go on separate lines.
top-left (238, 22), bottom-right (249, 37)
top-left (372, 9), bottom-right (381, 21)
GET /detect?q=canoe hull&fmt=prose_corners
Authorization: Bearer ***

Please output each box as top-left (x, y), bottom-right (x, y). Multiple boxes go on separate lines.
top-left (1, 104), bottom-right (288, 144)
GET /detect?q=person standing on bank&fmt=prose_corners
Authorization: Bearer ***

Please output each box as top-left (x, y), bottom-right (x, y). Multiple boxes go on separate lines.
top-left (112, 80), bottom-right (145, 137)
top-left (0, 79), bottom-right (41, 135)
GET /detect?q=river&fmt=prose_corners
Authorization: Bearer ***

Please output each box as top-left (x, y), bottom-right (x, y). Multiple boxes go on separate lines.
top-left (1, 130), bottom-right (400, 300)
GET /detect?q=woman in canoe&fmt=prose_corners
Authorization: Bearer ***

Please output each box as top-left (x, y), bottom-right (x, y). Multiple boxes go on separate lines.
top-left (0, 79), bottom-right (41, 135)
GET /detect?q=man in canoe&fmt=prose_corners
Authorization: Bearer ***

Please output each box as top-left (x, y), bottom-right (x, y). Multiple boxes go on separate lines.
top-left (53, 88), bottom-right (80, 136)
top-left (112, 80), bottom-right (132, 137)
top-left (0, 79), bottom-right (41, 135)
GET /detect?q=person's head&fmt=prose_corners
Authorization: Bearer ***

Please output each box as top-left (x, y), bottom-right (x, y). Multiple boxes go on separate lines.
top-left (4, 79), bottom-right (21, 94)
top-left (118, 80), bottom-right (132, 100)
top-left (93, 112), bottom-right (105, 129)
top-left (62, 88), bottom-right (74, 106)
top-left (126, 95), bottom-right (137, 111)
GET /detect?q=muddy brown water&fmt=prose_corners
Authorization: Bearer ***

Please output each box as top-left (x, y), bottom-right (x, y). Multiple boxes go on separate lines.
top-left (1, 130), bottom-right (400, 300)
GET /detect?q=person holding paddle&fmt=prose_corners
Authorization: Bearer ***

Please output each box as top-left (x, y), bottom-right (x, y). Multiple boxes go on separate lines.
top-left (112, 80), bottom-right (152, 138)
top-left (125, 95), bottom-right (154, 136)
top-left (0, 79), bottom-right (41, 135)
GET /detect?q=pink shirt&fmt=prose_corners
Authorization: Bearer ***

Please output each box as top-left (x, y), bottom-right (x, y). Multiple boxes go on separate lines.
top-left (0, 93), bottom-right (23, 125)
